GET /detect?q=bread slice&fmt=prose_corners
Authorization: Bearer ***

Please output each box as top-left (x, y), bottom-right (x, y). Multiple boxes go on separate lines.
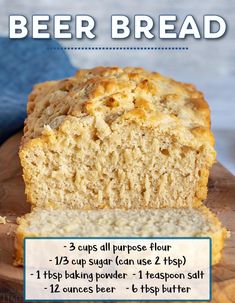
top-left (14, 206), bottom-right (228, 266)
top-left (19, 67), bottom-right (216, 209)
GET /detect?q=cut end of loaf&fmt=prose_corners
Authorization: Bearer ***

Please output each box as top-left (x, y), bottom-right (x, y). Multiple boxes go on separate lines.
top-left (20, 114), bottom-right (215, 210)
top-left (14, 206), bottom-right (229, 266)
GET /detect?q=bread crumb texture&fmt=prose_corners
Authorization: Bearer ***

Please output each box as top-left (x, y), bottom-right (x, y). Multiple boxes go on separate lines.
top-left (0, 216), bottom-right (6, 224)
top-left (20, 66), bottom-right (216, 209)
top-left (14, 206), bottom-right (229, 266)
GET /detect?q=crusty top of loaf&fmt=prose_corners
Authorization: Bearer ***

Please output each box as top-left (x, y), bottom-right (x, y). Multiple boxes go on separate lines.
top-left (22, 66), bottom-right (212, 146)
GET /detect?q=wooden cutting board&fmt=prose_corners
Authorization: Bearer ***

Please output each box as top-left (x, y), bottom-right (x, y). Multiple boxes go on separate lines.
top-left (0, 132), bottom-right (234, 303)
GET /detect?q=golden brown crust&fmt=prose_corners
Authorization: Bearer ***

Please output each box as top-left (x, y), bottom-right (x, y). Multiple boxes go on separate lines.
top-left (14, 215), bottom-right (37, 266)
top-left (21, 66), bottom-right (212, 147)
top-left (199, 206), bottom-right (230, 264)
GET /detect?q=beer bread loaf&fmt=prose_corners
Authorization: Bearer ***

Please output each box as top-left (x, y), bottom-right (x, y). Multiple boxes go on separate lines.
top-left (19, 67), bottom-right (216, 209)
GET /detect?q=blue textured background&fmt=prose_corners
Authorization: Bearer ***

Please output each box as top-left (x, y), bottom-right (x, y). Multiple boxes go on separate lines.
top-left (0, 38), bottom-right (76, 144)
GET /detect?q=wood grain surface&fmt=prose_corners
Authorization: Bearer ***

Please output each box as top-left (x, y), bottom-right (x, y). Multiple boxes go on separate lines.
top-left (0, 132), bottom-right (234, 303)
